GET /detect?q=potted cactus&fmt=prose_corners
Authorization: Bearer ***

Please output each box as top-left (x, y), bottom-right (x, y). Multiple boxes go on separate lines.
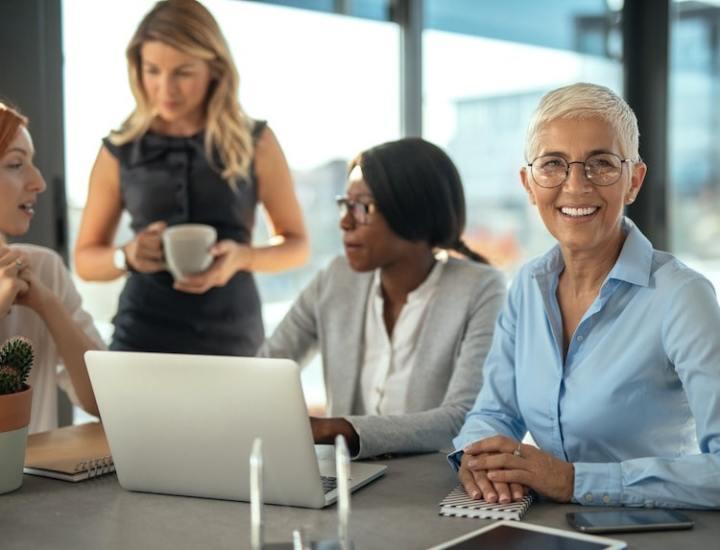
top-left (0, 336), bottom-right (34, 494)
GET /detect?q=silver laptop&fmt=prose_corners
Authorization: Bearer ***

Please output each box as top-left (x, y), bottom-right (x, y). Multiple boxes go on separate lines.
top-left (84, 351), bottom-right (386, 508)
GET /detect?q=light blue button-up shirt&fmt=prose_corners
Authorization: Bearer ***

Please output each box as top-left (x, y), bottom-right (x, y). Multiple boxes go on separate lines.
top-left (450, 218), bottom-right (720, 509)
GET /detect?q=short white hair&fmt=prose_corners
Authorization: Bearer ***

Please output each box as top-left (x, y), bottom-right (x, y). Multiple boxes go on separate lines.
top-left (525, 82), bottom-right (640, 162)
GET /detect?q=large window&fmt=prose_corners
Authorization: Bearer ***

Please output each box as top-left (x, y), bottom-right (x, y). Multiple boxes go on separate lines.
top-left (423, 0), bottom-right (622, 272)
top-left (669, 1), bottom-right (720, 290)
top-left (62, 0), bottom-right (632, 419)
top-left (63, 0), bottom-right (400, 412)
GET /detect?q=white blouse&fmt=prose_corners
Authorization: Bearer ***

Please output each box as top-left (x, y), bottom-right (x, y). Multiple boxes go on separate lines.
top-left (0, 244), bottom-right (105, 433)
top-left (358, 257), bottom-right (445, 416)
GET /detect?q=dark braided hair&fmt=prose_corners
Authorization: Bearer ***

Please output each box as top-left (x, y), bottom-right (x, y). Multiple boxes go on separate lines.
top-left (349, 138), bottom-right (488, 264)
top-left (452, 239), bottom-right (487, 264)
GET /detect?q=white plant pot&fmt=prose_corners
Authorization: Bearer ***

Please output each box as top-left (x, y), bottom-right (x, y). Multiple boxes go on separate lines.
top-left (0, 426), bottom-right (29, 494)
top-left (0, 386), bottom-right (33, 494)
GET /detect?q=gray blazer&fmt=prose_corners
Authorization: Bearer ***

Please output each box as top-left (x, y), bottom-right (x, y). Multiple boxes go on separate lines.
top-left (258, 255), bottom-right (506, 459)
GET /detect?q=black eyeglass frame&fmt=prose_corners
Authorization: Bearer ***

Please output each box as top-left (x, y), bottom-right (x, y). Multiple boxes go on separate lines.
top-left (335, 195), bottom-right (377, 225)
top-left (527, 152), bottom-right (635, 188)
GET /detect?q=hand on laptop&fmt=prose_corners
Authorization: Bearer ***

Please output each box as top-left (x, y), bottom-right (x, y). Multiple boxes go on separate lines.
top-left (310, 417), bottom-right (360, 456)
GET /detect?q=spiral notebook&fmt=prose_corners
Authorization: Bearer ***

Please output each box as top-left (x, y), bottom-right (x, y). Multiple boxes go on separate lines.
top-left (24, 422), bottom-right (115, 482)
top-left (439, 485), bottom-right (533, 520)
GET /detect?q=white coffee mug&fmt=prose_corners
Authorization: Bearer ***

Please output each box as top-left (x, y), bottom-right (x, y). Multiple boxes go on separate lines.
top-left (162, 224), bottom-right (217, 280)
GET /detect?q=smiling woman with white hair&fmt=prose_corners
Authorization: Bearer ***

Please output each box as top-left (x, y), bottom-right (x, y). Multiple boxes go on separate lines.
top-left (449, 82), bottom-right (720, 509)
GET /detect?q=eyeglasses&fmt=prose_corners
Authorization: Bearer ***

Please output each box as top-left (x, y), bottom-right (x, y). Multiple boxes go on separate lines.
top-left (528, 153), bottom-right (633, 188)
top-left (336, 195), bottom-right (376, 225)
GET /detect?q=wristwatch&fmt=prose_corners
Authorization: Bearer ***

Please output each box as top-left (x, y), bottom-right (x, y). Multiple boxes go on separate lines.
top-left (113, 246), bottom-right (129, 272)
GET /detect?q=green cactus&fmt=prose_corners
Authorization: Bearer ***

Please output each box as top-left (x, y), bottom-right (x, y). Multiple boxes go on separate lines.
top-left (0, 337), bottom-right (34, 395)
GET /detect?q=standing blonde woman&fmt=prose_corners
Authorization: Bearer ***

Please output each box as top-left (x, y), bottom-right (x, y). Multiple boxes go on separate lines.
top-left (75, 0), bottom-right (308, 355)
top-left (0, 103), bottom-right (104, 432)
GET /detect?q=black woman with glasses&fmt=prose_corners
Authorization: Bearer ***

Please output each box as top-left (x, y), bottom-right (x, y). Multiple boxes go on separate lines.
top-left (258, 137), bottom-right (506, 459)
top-left (452, 83), bottom-right (720, 509)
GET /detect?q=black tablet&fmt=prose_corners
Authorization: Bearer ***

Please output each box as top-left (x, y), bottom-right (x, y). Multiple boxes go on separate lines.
top-left (428, 520), bottom-right (627, 549)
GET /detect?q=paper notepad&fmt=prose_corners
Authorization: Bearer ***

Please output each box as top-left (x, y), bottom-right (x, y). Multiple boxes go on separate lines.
top-left (439, 485), bottom-right (533, 520)
top-left (24, 422), bottom-right (115, 482)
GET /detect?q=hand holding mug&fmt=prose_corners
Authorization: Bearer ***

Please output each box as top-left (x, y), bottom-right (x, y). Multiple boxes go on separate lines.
top-left (172, 239), bottom-right (252, 294)
top-left (124, 221), bottom-right (167, 273)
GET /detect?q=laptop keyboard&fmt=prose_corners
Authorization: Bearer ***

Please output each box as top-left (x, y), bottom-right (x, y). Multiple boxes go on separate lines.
top-left (321, 476), bottom-right (338, 494)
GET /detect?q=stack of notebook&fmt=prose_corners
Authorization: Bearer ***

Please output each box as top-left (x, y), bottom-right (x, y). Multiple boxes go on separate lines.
top-left (24, 422), bottom-right (115, 482)
top-left (439, 485), bottom-right (533, 520)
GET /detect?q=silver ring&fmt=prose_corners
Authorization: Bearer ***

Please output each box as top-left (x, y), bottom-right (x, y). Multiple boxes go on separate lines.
top-left (15, 259), bottom-right (23, 269)
top-left (513, 444), bottom-right (522, 457)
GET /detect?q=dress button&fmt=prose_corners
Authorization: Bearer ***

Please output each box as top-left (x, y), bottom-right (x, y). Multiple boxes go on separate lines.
top-left (602, 495), bottom-right (610, 504)
top-left (585, 493), bottom-right (593, 503)
top-left (577, 335), bottom-right (584, 342)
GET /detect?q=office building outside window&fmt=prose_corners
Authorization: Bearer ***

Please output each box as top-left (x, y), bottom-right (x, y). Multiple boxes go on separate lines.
top-left (423, 0), bottom-right (623, 273)
top-left (669, 0), bottom-right (720, 291)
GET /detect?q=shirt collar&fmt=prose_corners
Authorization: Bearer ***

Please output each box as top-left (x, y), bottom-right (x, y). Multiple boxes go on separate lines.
top-left (531, 217), bottom-right (654, 288)
top-left (371, 252), bottom-right (447, 303)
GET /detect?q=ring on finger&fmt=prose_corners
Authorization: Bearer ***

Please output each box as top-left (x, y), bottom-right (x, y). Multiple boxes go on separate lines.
top-left (513, 443), bottom-right (522, 457)
top-left (15, 259), bottom-right (23, 269)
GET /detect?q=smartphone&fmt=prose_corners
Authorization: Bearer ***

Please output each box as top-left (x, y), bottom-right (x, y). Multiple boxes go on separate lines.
top-left (567, 509), bottom-right (694, 534)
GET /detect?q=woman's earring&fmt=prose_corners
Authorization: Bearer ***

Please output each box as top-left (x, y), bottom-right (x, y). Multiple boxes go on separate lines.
top-left (626, 196), bottom-right (635, 205)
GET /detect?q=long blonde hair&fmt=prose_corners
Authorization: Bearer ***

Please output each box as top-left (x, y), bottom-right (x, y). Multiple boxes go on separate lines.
top-left (110, 0), bottom-right (253, 184)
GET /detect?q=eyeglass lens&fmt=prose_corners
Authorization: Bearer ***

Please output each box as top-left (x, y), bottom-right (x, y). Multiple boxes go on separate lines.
top-left (531, 153), bottom-right (624, 187)
top-left (337, 197), bottom-right (372, 224)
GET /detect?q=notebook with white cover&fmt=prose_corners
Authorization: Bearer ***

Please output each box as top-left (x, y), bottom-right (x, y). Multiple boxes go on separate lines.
top-left (439, 485), bottom-right (533, 520)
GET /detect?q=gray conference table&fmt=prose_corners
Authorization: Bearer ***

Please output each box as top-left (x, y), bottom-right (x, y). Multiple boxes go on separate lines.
top-left (1, 452), bottom-right (717, 549)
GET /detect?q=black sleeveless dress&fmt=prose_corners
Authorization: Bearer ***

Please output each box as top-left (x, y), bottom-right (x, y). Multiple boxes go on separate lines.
top-left (104, 122), bottom-right (265, 356)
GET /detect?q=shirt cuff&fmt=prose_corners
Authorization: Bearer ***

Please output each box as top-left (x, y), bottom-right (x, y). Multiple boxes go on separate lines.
top-left (343, 416), bottom-right (364, 460)
top-left (446, 449), bottom-right (463, 471)
top-left (573, 462), bottom-right (623, 506)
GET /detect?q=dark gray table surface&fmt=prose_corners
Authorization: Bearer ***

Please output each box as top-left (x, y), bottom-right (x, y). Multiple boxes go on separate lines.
top-left (1, 452), bottom-right (716, 549)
